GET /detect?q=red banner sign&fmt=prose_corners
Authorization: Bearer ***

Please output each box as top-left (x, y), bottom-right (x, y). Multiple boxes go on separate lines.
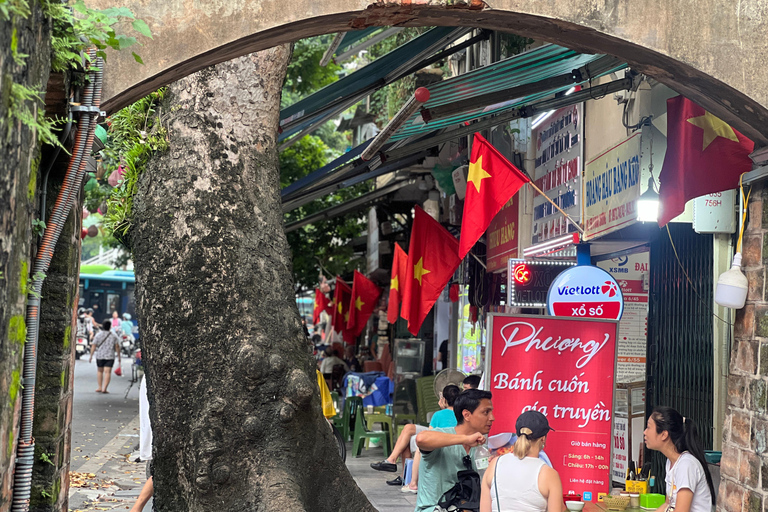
top-left (486, 195), bottom-right (519, 272)
top-left (487, 314), bottom-right (617, 501)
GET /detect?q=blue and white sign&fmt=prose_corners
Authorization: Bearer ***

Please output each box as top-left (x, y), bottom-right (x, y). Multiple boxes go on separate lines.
top-left (547, 265), bottom-right (624, 320)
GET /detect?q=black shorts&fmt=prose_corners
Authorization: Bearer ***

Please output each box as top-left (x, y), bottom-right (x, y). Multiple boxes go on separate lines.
top-left (96, 359), bottom-right (115, 368)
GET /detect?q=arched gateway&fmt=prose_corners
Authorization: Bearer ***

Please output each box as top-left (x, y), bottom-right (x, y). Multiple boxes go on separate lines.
top-left (87, 0), bottom-right (768, 144)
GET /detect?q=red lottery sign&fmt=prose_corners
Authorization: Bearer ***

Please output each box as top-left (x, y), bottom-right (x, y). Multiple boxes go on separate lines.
top-left (487, 314), bottom-right (617, 501)
top-left (547, 265), bottom-right (624, 320)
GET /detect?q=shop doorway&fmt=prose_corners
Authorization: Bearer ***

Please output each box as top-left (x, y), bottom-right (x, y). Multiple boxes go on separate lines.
top-left (646, 223), bottom-right (715, 489)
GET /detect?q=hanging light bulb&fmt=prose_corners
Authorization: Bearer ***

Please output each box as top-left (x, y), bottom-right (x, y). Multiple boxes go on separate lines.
top-left (715, 252), bottom-right (749, 309)
top-left (636, 177), bottom-right (659, 222)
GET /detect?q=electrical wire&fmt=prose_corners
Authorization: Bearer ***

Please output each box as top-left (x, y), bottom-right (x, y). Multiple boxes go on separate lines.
top-left (737, 173), bottom-right (752, 253)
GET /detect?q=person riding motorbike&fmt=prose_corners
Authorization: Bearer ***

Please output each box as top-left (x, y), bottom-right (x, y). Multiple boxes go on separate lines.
top-left (75, 308), bottom-right (92, 360)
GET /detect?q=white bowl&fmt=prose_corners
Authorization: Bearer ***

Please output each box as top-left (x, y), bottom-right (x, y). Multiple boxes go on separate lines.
top-left (566, 501), bottom-right (586, 512)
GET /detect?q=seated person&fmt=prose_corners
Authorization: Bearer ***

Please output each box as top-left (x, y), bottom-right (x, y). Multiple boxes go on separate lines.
top-left (319, 347), bottom-right (348, 374)
top-left (400, 385), bottom-right (462, 493)
top-left (463, 374), bottom-right (481, 390)
top-left (369, 385), bottom-right (461, 485)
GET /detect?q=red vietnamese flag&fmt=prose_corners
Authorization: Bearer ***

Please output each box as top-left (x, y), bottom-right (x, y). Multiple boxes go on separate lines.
top-left (387, 243), bottom-right (409, 324)
top-left (458, 133), bottom-right (529, 259)
top-left (402, 206), bottom-right (463, 336)
top-left (332, 278), bottom-right (353, 337)
top-left (312, 288), bottom-right (325, 325)
top-left (347, 270), bottom-right (382, 337)
top-left (658, 96), bottom-right (754, 226)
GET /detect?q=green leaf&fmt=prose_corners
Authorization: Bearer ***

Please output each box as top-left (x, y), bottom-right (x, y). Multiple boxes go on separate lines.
top-left (72, 0), bottom-right (88, 14)
top-left (115, 34), bottom-right (137, 49)
top-left (132, 19), bottom-right (152, 39)
top-left (132, 52), bottom-right (144, 65)
top-left (101, 6), bottom-right (135, 19)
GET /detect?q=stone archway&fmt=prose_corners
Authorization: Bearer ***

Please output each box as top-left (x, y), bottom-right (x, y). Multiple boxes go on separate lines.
top-left (88, 0), bottom-right (768, 144)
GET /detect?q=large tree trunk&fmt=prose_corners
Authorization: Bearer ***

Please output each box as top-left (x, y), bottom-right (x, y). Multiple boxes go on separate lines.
top-left (130, 47), bottom-right (375, 511)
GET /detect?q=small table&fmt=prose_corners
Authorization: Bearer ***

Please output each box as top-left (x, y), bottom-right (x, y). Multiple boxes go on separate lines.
top-left (365, 412), bottom-right (392, 448)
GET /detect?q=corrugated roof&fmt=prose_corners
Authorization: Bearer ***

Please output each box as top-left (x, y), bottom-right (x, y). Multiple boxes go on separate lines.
top-left (390, 44), bottom-right (627, 140)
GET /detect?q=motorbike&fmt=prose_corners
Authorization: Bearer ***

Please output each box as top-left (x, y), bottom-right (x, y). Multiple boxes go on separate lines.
top-left (119, 330), bottom-right (135, 358)
top-left (75, 336), bottom-right (89, 360)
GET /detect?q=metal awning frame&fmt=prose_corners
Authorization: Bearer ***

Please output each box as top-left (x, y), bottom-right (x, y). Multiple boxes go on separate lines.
top-left (284, 178), bottom-right (416, 233)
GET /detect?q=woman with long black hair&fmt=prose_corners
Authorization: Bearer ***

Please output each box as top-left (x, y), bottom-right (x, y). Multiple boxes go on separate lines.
top-left (644, 406), bottom-right (716, 512)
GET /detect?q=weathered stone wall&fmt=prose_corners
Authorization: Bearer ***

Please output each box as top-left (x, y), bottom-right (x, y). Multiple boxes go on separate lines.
top-left (29, 170), bottom-right (81, 511)
top-left (720, 180), bottom-right (768, 512)
top-left (0, 6), bottom-right (52, 512)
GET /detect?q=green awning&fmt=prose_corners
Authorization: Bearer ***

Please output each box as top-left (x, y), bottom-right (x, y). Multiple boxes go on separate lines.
top-left (336, 28), bottom-right (381, 54)
top-left (390, 44), bottom-right (627, 141)
top-left (279, 27), bottom-right (470, 141)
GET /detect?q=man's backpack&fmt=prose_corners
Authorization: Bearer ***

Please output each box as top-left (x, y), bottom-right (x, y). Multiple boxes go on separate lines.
top-left (435, 466), bottom-right (482, 512)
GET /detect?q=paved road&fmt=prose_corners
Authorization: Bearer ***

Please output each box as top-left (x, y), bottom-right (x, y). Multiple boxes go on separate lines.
top-left (71, 357), bottom-right (140, 472)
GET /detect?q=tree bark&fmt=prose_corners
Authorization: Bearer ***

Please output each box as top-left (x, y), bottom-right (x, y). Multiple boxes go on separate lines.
top-left (130, 47), bottom-right (376, 512)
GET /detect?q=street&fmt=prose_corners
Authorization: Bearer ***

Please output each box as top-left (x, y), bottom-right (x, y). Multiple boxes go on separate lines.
top-left (66, 357), bottom-right (415, 511)
top-left (69, 357), bottom-right (150, 511)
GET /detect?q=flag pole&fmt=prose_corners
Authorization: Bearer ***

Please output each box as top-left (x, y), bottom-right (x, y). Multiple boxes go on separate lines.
top-left (526, 181), bottom-right (585, 235)
top-left (469, 251), bottom-right (486, 270)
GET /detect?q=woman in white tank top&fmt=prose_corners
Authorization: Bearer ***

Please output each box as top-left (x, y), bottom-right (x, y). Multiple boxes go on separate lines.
top-left (480, 410), bottom-right (564, 512)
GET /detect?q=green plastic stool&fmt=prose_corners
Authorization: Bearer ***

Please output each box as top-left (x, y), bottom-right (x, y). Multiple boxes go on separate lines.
top-left (351, 400), bottom-right (391, 457)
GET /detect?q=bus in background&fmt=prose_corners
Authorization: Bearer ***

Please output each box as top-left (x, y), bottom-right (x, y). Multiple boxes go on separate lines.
top-left (78, 270), bottom-right (139, 340)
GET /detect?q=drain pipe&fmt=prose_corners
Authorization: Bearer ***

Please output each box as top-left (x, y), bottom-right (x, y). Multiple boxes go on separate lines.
top-left (11, 49), bottom-right (102, 512)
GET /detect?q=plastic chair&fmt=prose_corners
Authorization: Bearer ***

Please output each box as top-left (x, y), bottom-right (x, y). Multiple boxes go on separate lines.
top-left (415, 375), bottom-right (440, 426)
top-left (351, 399), bottom-right (392, 457)
top-left (336, 396), bottom-right (360, 442)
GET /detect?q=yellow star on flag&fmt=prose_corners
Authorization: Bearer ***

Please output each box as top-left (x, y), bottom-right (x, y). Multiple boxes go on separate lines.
top-left (315, 295), bottom-right (322, 306)
top-left (344, 310), bottom-right (350, 323)
top-left (355, 296), bottom-right (364, 310)
top-left (390, 275), bottom-right (399, 292)
top-left (413, 257), bottom-right (431, 285)
top-left (687, 111), bottom-right (740, 150)
top-left (337, 301), bottom-right (343, 314)
top-left (467, 154), bottom-right (492, 193)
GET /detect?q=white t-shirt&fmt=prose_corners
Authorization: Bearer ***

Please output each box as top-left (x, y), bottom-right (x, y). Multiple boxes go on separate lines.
top-left (665, 452), bottom-right (712, 512)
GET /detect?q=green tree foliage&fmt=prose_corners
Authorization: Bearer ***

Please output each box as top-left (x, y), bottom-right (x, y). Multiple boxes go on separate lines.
top-left (280, 135), bottom-right (366, 292)
top-left (282, 36), bottom-right (342, 105)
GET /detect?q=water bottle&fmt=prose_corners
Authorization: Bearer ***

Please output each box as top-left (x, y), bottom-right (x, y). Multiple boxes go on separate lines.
top-left (474, 443), bottom-right (491, 477)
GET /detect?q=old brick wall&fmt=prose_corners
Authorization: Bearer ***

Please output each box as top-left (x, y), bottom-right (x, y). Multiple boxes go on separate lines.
top-left (0, 6), bottom-right (52, 512)
top-left (721, 179), bottom-right (768, 512)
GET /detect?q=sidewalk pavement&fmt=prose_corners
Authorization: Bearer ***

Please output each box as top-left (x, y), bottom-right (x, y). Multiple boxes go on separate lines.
top-left (68, 416), bottom-right (416, 512)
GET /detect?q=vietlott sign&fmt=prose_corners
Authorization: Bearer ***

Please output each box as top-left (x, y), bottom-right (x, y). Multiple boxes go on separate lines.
top-left (547, 266), bottom-right (624, 320)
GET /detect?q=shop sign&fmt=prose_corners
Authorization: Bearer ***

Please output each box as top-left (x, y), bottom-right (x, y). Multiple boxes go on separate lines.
top-left (507, 259), bottom-right (576, 308)
top-left (612, 416), bottom-right (629, 482)
top-left (487, 195), bottom-right (520, 272)
top-left (547, 266), bottom-right (624, 320)
top-left (532, 104), bottom-right (583, 244)
top-left (597, 252), bottom-right (649, 383)
top-left (584, 132), bottom-right (642, 240)
top-left (486, 314), bottom-right (617, 500)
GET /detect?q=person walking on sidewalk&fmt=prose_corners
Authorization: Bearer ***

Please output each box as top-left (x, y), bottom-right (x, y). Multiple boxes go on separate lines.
top-left (90, 319), bottom-right (121, 393)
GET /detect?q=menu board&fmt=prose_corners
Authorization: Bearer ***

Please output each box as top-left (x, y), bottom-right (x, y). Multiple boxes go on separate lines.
top-left (597, 252), bottom-right (649, 383)
top-left (487, 314), bottom-right (617, 500)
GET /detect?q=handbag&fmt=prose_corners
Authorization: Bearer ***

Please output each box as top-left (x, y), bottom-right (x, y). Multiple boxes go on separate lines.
top-left (114, 366), bottom-right (123, 376)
